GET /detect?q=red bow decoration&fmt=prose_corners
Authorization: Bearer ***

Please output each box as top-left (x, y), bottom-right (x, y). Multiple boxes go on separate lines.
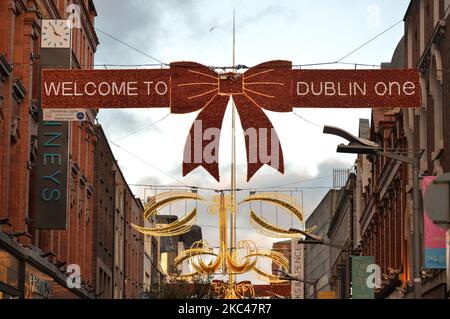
top-left (171, 60), bottom-right (292, 182)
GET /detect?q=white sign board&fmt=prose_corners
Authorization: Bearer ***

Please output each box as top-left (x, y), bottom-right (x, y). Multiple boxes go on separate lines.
top-left (43, 108), bottom-right (87, 121)
top-left (291, 239), bottom-right (304, 299)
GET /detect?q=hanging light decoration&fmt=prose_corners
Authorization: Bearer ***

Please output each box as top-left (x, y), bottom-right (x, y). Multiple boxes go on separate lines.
top-left (132, 190), bottom-right (319, 297)
top-left (131, 191), bottom-right (206, 237)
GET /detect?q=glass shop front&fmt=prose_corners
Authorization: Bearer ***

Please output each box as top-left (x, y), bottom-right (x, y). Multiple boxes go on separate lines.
top-left (0, 247), bottom-right (22, 299)
top-left (24, 264), bottom-right (81, 299)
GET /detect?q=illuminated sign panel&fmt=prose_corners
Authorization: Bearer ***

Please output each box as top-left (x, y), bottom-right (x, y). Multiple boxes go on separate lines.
top-left (41, 63), bottom-right (421, 109)
top-left (40, 61), bottom-right (421, 184)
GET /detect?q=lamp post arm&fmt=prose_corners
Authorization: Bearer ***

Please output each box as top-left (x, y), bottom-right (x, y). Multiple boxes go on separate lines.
top-left (288, 227), bottom-right (324, 242)
top-left (295, 234), bottom-right (346, 250)
top-left (274, 269), bottom-right (315, 285)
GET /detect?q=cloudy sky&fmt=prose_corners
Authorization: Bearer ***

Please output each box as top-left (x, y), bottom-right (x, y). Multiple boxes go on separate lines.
top-left (92, 0), bottom-right (410, 283)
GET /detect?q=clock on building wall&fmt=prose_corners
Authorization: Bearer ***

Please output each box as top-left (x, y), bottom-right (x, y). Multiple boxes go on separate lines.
top-left (41, 19), bottom-right (71, 49)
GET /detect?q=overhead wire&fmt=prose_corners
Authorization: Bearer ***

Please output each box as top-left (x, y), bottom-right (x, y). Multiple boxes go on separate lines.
top-left (242, 175), bottom-right (334, 190)
top-left (127, 183), bottom-right (334, 191)
top-left (111, 113), bottom-right (170, 142)
top-left (12, 60), bottom-right (448, 72)
top-left (292, 112), bottom-right (324, 129)
top-left (94, 27), bottom-right (168, 66)
top-left (108, 139), bottom-right (188, 187)
top-left (30, 17), bottom-right (406, 71)
top-left (337, 19), bottom-right (404, 62)
top-left (9, 16), bottom-right (428, 74)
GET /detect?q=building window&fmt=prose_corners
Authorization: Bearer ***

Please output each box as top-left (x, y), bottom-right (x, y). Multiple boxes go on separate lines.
top-left (0, 249), bottom-right (20, 292)
top-left (10, 117), bottom-right (20, 144)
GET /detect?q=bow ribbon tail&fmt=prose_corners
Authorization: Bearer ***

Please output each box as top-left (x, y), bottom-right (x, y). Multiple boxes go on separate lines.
top-left (233, 95), bottom-right (285, 182)
top-left (182, 95), bottom-right (229, 182)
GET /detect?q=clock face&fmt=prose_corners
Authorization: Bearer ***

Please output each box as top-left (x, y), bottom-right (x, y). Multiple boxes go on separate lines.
top-left (41, 20), bottom-right (71, 48)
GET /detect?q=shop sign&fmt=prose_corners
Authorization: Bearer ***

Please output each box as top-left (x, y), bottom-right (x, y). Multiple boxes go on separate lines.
top-left (29, 274), bottom-right (52, 299)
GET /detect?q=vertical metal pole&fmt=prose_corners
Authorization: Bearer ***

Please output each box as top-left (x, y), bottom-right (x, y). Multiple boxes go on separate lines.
top-left (232, 10), bottom-right (235, 69)
top-left (220, 192), bottom-right (228, 275)
top-left (412, 153), bottom-right (422, 299)
top-left (229, 10), bottom-right (237, 286)
top-left (230, 104), bottom-right (237, 284)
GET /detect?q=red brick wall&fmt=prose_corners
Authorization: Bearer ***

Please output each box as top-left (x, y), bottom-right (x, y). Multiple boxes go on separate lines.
top-left (360, 113), bottom-right (409, 286)
top-left (0, 0), bottom-right (39, 243)
top-left (36, 0), bottom-right (98, 288)
top-left (124, 191), bottom-right (144, 299)
top-left (271, 241), bottom-right (291, 274)
top-left (254, 284), bottom-right (291, 298)
top-left (93, 127), bottom-right (115, 298)
top-left (0, 0), bottom-right (98, 293)
top-left (94, 125), bottom-right (144, 299)
top-left (405, 0), bottom-right (449, 173)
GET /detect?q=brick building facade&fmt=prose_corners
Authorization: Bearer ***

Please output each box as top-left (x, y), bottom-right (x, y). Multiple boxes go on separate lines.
top-left (123, 181), bottom-right (145, 298)
top-left (0, 0), bottom-right (100, 299)
top-left (0, 0), bottom-right (146, 299)
top-left (356, 0), bottom-right (449, 299)
top-left (253, 284), bottom-right (291, 299)
top-left (271, 240), bottom-right (291, 274)
top-left (403, 0), bottom-right (449, 298)
top-left (356, 32), bottom-right (418, 298)
top-left (358, 110), bottom-right (411, 298)
top-left (94, 125), bottom-right (145, 299)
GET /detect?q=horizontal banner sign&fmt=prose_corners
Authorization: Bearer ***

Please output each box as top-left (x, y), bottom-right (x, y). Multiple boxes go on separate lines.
top-left (41, 61), bottom-right (421, 109)
top-left (42, 69), bottom-right (170, 109)
top-left (292, 69), bottom-right (420, 108)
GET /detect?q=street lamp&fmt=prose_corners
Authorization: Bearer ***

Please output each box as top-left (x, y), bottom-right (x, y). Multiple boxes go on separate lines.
top-left (290, 228), bottom-right (362, 255)
top-left (323, 125), bottom-right (424, 299)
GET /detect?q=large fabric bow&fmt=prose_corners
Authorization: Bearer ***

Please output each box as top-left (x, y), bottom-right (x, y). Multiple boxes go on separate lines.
top-left (170, 60), bottom-right (292, 182)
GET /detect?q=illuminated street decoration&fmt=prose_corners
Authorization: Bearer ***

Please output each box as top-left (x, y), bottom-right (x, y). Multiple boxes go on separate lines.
top-left (211, 280), bottom-right (255, 299)
top-left (249, 211), bottom-right (317, 239)
top-left (131, 191), bottom-right (311, 298)
top-left (41, 59), bottom-right (422, 298)
top-left (41, 63), bottom-right (421, 182)
top-left (171, 61), bottom-right (291, 182)
top-left (240, 192), bottom-right (316, 238)
top-left (130, 191), bottom-right (205, 237)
